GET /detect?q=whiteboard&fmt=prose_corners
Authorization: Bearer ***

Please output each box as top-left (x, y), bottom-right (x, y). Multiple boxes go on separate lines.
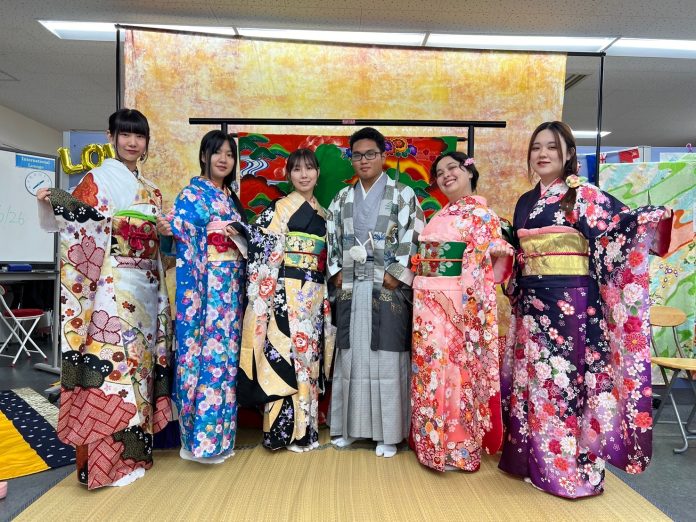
top-left (0, 147), bottom-right (58, 263)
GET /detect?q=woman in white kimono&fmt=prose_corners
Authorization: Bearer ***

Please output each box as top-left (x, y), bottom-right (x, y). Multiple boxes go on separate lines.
top-left (37, 109), bottom-right (173, 489)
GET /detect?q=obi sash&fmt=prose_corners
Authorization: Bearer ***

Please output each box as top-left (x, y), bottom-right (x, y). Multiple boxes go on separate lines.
top-left (284, 232), bottom-right (326, 272)
top-left (206, 221), bottom-right (242, 262)
top-left (111, 210), bottom-right (159, 260)
top-left (518, 227), bottom-right (589, 276)
top-left (411, 241), bottom-right (466, 277)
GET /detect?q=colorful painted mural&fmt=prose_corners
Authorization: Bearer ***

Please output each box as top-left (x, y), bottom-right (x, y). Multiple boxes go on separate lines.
top-left (238, 133), bottom-right (456, 221)
top-left (600, 159), bottom-right (695, 358)
top-left (123, 29), bottom-right (566, 222)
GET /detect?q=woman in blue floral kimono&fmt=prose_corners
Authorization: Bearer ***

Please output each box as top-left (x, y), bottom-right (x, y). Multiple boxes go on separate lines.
top-left (236, 149), bottom-right (335, 452)
top-left (168, 131), bottom-right (246, 464)
top-left (499, 121), bottom-right (672, 498)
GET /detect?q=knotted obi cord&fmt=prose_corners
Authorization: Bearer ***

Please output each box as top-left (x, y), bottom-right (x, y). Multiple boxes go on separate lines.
top-left (284, 231), bottom-right (327, 272)
top-left (518, 226), bottom-right (589, 276)
top-left (112, 210), bottom-right (158, 260)
top-left (410, 241), bottom-right (467, 277)
top-left (206, 221), bottom-right (242, 262)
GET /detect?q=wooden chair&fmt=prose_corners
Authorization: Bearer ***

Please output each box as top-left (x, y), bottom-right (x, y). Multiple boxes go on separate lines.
top-left (650, 305), bottom-right (696, 453)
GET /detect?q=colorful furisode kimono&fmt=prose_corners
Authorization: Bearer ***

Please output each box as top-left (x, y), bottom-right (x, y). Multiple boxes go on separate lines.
top-left (499, 178), bottom-right (672, 498)
top-left (237, 191), bottom-right (335, 450)
top-left (410, 195), bottom-right (511, 471)
top-left (170, 176), bottom-right (246, 458)
top-left (39, 158), bottom-right (173, 489)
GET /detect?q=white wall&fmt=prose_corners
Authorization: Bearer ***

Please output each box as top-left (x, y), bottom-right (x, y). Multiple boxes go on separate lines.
top-left (0, 104), bottom-right (61, 156)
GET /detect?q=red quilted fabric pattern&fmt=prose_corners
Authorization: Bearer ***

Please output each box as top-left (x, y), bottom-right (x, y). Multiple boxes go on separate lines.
top-left (58, 387), bottom-right (137, 446)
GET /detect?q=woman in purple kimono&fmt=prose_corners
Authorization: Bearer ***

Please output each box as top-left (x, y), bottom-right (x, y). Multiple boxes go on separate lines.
top-left (499, 121), bottom-right (672, 498)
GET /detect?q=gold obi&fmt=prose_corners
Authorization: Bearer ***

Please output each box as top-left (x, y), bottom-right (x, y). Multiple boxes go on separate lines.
top-left (207, 229), bottom-right (242, 262)
top-left (519, 232), bottom-right (589, 276)
top-left (111, 211), bottom-right (159, 260)
top-left (284, 232), bottom-right (326, 272)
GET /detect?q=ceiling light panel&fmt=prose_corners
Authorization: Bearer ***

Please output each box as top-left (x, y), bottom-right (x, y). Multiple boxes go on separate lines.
top-left (426, 34), bottom-right (615, 52)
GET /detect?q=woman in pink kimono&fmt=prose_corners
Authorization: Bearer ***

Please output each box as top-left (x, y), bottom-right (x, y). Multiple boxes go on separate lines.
top-left (37, 109), bottom-right (173, 489)
top-left (410, 152), bottom-right (512, 471)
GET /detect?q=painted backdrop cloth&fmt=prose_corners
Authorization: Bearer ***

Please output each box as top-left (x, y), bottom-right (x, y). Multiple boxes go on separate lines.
top-left (327, 174), bottom-right (424, 444)
top-left (171, 176), bottom-right (246, 458)
top-left (237, 191), bottom-right (335, 449)
top-left (411, 195), bottom-right (505, 472)
top-left (499, 179), bottom-right (670, 498)
top-left (237, 133), bottom-right (455, 221)
top-left (40, 158), bottom-right (173, 489)
top-left (600, 160), bottom-right (694, 359)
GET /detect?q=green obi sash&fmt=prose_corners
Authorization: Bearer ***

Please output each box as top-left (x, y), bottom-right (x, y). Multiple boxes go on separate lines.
top-left (411, 241), bottom-right (466, 277)
top-left (285, 231), bottom-right (326, 272)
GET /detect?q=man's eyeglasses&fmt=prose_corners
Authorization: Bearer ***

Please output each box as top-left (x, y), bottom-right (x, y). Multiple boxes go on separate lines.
top-left (351, 150), bottom-right (381, 162)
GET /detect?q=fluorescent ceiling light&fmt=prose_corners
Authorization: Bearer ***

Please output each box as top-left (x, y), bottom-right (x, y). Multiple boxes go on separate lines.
top-left (607, 38), bottom-right (696, 58)
top-left (39, 21), bottom-right (240, 40)
top-left (426, 34), bottom-right (614, 52)
top-left (237, 28), bottom-right (425, 46)
top-left (39, 20), bottom-right (116, 41)
top-left (127, 24), bottom-right (238, 36)
top-left (573, 130), bottom-right (611, 138)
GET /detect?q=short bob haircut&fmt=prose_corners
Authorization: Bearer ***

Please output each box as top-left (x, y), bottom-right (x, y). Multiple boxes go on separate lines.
top-left (108, 108), bottom-right (150, 162)
top-left (285, 148), bottom-right (320, 180)
top-left (199, 130), bottom-right (238, 191)
top-left (430, 151), bottom-right (479, 191)
top-left (349, 127), bottom-right (386, 153)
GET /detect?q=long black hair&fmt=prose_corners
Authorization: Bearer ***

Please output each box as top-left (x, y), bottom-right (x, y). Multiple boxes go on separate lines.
top-left (108, 109), bottom-right (150, 162)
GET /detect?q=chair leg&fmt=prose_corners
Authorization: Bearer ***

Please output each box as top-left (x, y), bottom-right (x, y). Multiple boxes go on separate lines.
top-left (685, 374), bottom-right (696, 434)
top-left (664, 370), bottom-right (693, 454)
top-left (653, 364), bottom-right (671, 423)
top-left (12, 318), bottom-right (43, 364)
top-left (21, 318), bottom-right (47, 358)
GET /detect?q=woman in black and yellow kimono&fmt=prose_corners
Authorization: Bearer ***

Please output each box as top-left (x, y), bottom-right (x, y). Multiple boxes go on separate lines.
top-left (237, 149), bottom-right (335, 452)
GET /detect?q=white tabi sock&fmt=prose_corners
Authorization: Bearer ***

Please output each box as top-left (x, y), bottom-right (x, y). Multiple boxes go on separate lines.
top-left (287, 444), bottom-right (305, 453)
top-left (378, 444), bottom-right (397, 458)
top-left (106, 467), bottom-right (145, 487)
top-left (331, 436), bottom-right (357, 447)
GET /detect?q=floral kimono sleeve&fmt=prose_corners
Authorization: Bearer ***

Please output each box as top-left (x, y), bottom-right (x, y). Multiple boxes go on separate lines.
top-left (457, 205), bottom-right (504, 454)
top-left (169, 186), bottom-right (210, 409)
top-left (49, 184), bottom-right (140, 447)
top-left (576, 184), bottom-right (669, 473)
top-left (320, 287), bottom-right (336, 389)
top-left (326, 195), bottom-right (343, 278)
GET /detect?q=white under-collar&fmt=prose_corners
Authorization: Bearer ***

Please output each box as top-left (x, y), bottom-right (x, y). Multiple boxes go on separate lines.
top-left (358, 172), bottom-right (385, 198)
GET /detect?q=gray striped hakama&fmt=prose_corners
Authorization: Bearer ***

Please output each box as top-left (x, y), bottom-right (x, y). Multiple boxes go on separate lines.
top-left (329, 261), bottom-right (410, 445)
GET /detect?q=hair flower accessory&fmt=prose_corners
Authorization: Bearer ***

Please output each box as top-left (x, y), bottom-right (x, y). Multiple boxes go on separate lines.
top-left (463, 157), bottom-right (475, 167)
top-left (565, 174), bottom-right (584, 189)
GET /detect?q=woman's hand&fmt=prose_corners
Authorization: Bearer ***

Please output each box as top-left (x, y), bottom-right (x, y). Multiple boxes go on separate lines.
top-left (36, 188), bottom-right (51, 202)
top-left (156, 215), bottom-right (173, 237)
top-left (490, 242), bottom-right (514, 258)
top-left (661, 207), bottom-right (673, 220)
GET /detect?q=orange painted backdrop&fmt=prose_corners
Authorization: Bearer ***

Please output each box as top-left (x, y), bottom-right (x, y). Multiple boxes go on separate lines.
top-left (123, 29), bottom-right (566, 220)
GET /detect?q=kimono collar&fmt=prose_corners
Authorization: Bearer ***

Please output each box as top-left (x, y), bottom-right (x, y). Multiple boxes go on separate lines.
top-left (357, 172), bottom-right (386, 198)
top-left (539, 177), bottom-right (564, 197)
top-left (192, 175), bottom-right (229, 194)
